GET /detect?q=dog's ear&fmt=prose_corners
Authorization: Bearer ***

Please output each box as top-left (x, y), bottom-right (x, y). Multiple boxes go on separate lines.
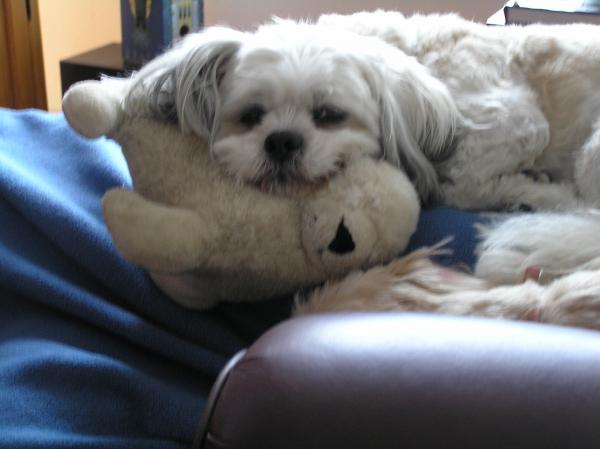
top-left (363, 53), bottom-right (459, 204)
top-left (129, 27), bottom-right (244, 140)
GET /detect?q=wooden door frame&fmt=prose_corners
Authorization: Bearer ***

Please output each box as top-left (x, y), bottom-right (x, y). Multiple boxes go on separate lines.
top-left (0, 3), bottom-right (13, 107)
top-left (1, 0), bottom-right (46, 109)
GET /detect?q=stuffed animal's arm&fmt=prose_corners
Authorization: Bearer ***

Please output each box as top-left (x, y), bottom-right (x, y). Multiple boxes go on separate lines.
top-left (62, 79), bottom-right (130, 138)
top-left (103, 188), bottom-right (220, 273)
top-left (103, 187), bottom-right (327, 283)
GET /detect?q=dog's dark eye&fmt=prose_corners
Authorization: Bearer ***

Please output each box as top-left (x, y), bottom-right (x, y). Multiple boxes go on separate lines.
top-left (313, 105), bottom-right (347, 127)
top-left (239, 105), bottom-right (265, 128)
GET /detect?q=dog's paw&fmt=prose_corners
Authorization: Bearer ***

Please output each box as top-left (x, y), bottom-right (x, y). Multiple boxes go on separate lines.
top-left (543, 270), bottom-right (600, 330)
top-left (475, 211), bottom-right (600, 285)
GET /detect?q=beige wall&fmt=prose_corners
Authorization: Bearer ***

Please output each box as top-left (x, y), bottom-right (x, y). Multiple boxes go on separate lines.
top-left (37, 0), bottom-right (121, 111)
top-left (205, 0), bottom-right (502, 29)
top-left (34, 1), bottom-right (500, 110)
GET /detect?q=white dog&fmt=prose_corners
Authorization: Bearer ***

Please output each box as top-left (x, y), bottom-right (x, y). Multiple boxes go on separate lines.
top-left (131, 10), bottom-right (600, 212)
top-left (128, 11), bottom-right (600, 325)
top-left (128, 16), bottom-right (458, 201)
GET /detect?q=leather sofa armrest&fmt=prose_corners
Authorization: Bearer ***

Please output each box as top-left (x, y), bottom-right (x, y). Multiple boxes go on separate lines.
top-left (193, 313), bottom-right (600, 449)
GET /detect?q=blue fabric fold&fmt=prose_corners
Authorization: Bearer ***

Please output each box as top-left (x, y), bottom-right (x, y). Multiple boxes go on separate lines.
top-left (0, 108), bottom-right (485, 448)
top-left (0, 109), bottom-right (288, 449)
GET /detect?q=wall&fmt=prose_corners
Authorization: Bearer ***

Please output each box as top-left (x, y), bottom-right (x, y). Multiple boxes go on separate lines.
top-left (32, 1), bottom-right (503, 110)
top-left (204, 0), bottom-right (503, 29)
top-left (37, 0), bottom-right (121, 111)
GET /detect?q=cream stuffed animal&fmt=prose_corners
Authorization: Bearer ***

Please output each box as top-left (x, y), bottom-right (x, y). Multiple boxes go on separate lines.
top-left (62, 78), bottom-right (420, 310)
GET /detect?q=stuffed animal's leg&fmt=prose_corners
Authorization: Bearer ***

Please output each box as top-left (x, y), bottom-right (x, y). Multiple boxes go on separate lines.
top-left (103, 188), bottom-right (219, 273)
top-left (103, 187), bottom-right (326, 290)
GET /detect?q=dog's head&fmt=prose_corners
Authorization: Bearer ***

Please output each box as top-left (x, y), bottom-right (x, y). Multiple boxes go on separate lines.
top-left (130, 21), bottom-right (458, 203)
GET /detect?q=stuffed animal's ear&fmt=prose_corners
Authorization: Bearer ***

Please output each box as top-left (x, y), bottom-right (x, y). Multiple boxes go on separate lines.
top-left (363, 52), bottom-right (459, 205)
top-left (129, 27), bottom-right (244, 140)
top-left (62, 78), bottom-right (128, 138)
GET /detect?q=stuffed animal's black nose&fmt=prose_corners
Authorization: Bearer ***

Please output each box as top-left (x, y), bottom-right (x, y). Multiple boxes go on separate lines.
top-left (264, 131), bottom-right (304, 163)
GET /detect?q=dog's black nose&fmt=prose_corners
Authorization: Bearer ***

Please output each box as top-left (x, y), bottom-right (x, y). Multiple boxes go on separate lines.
top-left (264, 131), bottom-right (304, 162)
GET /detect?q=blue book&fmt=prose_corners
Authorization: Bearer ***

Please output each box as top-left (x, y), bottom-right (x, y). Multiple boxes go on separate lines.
top-left (121, 0), bottom-right (204, 69)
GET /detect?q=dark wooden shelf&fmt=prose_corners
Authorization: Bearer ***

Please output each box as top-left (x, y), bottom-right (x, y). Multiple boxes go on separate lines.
top-left (60, 43), bottom-right (133, 95)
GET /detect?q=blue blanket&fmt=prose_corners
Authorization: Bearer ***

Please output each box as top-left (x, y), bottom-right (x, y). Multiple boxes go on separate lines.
top-left (0, 108), bottom-right (484, 448)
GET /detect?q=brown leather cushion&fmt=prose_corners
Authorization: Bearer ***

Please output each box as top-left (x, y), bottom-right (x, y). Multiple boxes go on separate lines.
top-left (194, 313), bottom-right (600, 449)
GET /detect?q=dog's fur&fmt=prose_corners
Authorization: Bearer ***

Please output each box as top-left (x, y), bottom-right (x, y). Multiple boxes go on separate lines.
top-left (318, 10), bottom-right (600, 211)
top-left (475, 209), bottom-right (600, 283)
top-left (296, 244), bottom-right (600, 332)
top-left (131, 11), bottom-right (600, 211)
top-left (128, 11), bottom-right (600, 327)
top-left (128, 17), bottom-right (458, 202)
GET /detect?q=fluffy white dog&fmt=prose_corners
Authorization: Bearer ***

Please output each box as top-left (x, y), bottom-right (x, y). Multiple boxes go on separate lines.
top-left (129, 16), bottom-right (458, 201)
top-left (131, 10), bottom-right (600, 211)
top-left (128, 11), bottom-right (600, 326)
